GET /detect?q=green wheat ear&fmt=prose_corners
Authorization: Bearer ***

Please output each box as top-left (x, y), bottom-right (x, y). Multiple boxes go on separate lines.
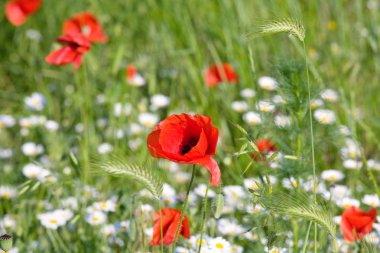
top-left (91, 155), bottom-right (164, 200)
top-left (246, 18), bottom-right (305, 42)
top-left (264, 191), bottom-right (336, 239)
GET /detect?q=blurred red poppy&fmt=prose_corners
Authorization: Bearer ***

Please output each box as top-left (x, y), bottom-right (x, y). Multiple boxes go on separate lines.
top-left (125, 65), bottom-right (146, 86)
top-left (126, 65), bottom-right (137, 80)
top-left (5, 0), bottom-right (42, 26)
top-left (150, 208), bottom-right (190, 246)
top-left (147, 114), bottom-right (220, 186)
top-left (205, 64), bottom-right (238, 87)
top-left (251, 138), bottom-right (276, 160)
top-left (340, 206), bottom-right (377, 242)
top-left (63, 12), bottom-right (108, 43)
top-left (45, 33), bottom-right (91, 69)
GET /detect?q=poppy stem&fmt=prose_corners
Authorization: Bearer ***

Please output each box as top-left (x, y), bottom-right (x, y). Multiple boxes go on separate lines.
top-left (197, 183), bottom-right (209, 253)
top-left (157, 200), bottom-right (164, 253)
top-left (171, 165), bottom-right (196, 253)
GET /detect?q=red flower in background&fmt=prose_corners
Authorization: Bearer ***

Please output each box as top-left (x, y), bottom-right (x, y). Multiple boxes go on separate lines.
top-left (150, 208), bottom-right (190, 246)
top-left (205, 64), bottom-right (238, 87)
top-left (251, 138), bottom-right (276, 160)
top-left (147, 114), bottom-right (220, 186)
top-left (5, 0), bottom-right (42, 26)
top-left (125, 65), bottom-right (146, 86)
top-left (340, 206), bottom-right (377, 242)
top-left (63, 12), bottom-right (108, 43)
top-left (45, 33), bottom-right (91, 69)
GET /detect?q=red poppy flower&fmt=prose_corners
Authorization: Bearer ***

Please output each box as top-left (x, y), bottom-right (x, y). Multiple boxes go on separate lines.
top-left (63, 12), bottom-right (108, 43)
top-left (251, 138), bottom-right (276, 160)
top-left (150, 208), bottom-right (190, 246)
top-left (126, 65), bottom-right (137, 80)
top-left (340, 206), bottom-right (377, 242)
top-left (45, 33), bottom-right (91, 69)
top-left (5, 0), bottom-right (42, 26)
top-left (205, 64), bottom-right (238, 87)
top-left (147, 114), bottom-right (220, 186)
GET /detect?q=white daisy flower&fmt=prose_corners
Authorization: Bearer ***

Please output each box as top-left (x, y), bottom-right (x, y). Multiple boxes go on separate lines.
top-left (267, 247), bottom-right (286, 253)
top-left (331, 185), bottom-right (350, 200)
top-left (86, 211), bottom-right (107, 225)
top-left (230, 244), bottom-right (244, 253)
top-left (162, 183), bottom-right (177, 206)
top-left (258, 76), bottom-right (278, 91)
top-left (0, 115), bottom-right (16, 128)
top-left (272, 95), bottom-right (286, 105)
top-left (223, 185), bottom-right (246, 207)
top-left (256, 100), bottom-right (275, 113)
top-left (97, 143), bottom-right (114, 155)
top-left (321, 170), bottom-right (345, 182)
top-left (362, 194), bottom-right (380, 207)
top-left (115, 221), bottom-right (130, 232)
top-left (21, 142), bottom-right (44, 156)
top-left (93, 200), bottom-right (117, 212)
top-left (150, 94), bottom-right (170, 110)
top-left (22, 163), bottom-right (43, 179)
top-left (367, 160), bottom-right (380, 171)
top-left (340, 198), bottom-right (360, 209)
top-left (320, 89), bottom-right (339, 103)
top-left (240, 88), bottom-right (256, 98)
top-left (243, 178), bottom-right (261, 191)
top-left (208, 237), bottom-right (231, 252)
top-left (194, 184), bottom-right (216, 198)
top-left (25, 93), bottom-right (45, 111)
top-left (138, 112), bottom-right (159, 128)
top-left (61, 197), bottom-right (79, 210)
top-left (101, 224), bottom-right (116, 237)
top-left (243, 111), bottom-right (262, 125)
top-left (310, 99), bottom-right (324, 110)
top-left (231, 101), bottom-right (248, 113)
top-left (37, 211), bottom-right (67, 229)
top-left (0, 215), bottom-right (17, 230)
top-left (174, 247), bottom-right (190, 253)
top-left (314, 109), bottom-right (336, 124)
top-left (275, 115), bottom-right (291, 128)
top-left (339, 125), bottom-right (351, 136)
top-left (0, 186), bottom-right (17, 200)
top-left (343, 159), bottom-right (363, 170)
top-left (217, 218), bottom-right (245, 236)
top-left (45, 120), bottom-right (59, 132)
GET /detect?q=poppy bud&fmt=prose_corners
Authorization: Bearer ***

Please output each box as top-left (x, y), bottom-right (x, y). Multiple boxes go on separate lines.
top-left (0, 234), bottom-right (13, 252)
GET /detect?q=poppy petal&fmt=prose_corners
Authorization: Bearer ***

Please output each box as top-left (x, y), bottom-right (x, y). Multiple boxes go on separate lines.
top-left (45, 46), bottom-right (77, 66)
top-left (193, 156), bottom-right (220, 186)
top-left (5, 2), bottom-right (27, 26)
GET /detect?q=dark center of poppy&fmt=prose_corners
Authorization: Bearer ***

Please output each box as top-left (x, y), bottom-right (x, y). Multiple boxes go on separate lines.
top-left (180, 137), bottom-right (199, 155)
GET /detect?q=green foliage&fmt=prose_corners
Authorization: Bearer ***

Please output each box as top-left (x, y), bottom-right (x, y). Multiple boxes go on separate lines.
top-left (263, 191), bottom-right (336, 239)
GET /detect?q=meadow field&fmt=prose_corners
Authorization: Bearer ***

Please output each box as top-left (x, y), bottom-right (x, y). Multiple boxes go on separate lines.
top-left (1, 0), bottom-right (380, 252)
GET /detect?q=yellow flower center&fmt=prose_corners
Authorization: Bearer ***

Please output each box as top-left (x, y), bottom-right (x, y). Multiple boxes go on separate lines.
top-left (328, 175), bottom-right (336, 181)
top-left (50, 219), bottom-right (58, 224)
top-left (216, 243), bottom-right (224, 249)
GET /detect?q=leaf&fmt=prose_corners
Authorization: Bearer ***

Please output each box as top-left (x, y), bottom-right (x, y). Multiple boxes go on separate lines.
top-left (91, 155), bottom-right (164, 200)
top-left (233, 123), bottom-right (249, 136)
